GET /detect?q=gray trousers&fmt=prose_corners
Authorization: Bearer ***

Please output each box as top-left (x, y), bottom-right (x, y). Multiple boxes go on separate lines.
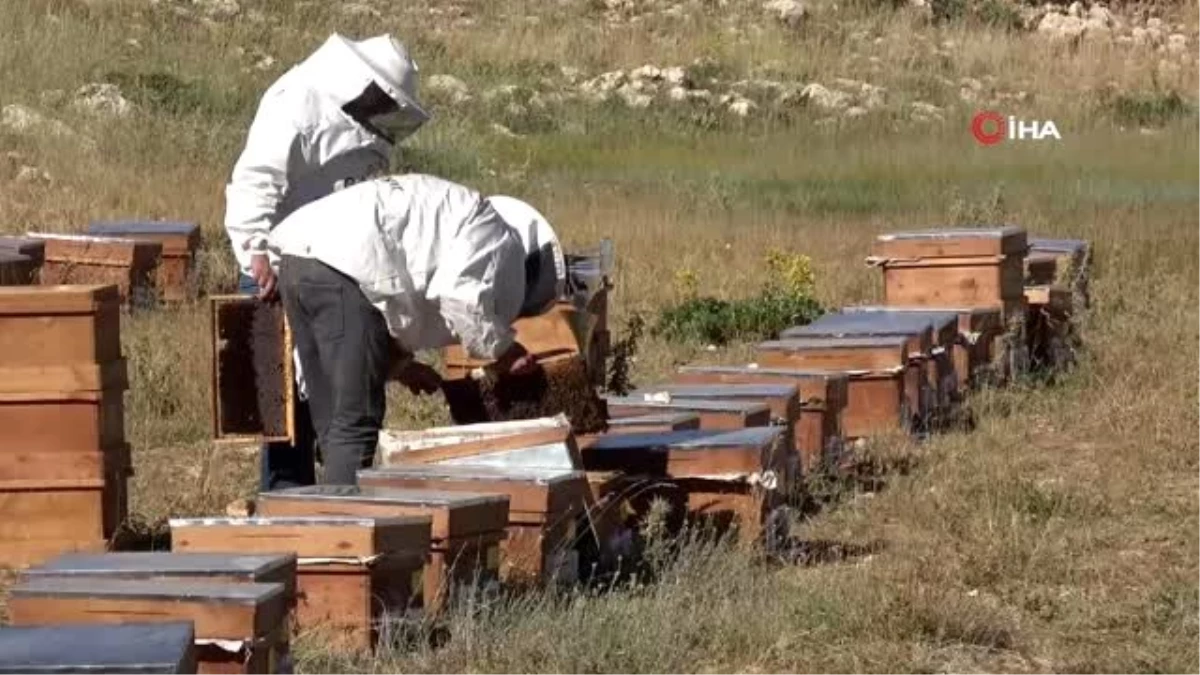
top-left (278, 255), bottom-right (389, 485)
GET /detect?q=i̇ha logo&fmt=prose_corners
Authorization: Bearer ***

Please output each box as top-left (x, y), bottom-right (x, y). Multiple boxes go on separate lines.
top-left (971, 110), bottom-right (1062, 146)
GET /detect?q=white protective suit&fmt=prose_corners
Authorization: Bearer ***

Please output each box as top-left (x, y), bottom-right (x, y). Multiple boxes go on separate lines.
top-left (224, 33), bottom-right (430, 277)
top-left (269, 174), bottom-right (567, 360)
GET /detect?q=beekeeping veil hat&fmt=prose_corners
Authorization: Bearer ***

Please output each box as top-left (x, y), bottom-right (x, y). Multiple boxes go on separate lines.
top-left (307, 33), bottom-right (431, 144)
top-left (487, 196), bottom-right (567, 318)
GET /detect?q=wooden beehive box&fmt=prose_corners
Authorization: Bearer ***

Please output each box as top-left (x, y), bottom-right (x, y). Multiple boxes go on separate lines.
top-left (871, 227), bottom-right (1028, 311)
top-left (169, 516), bottom-right (430, 653)
top-left (210, 296), bottom-right (294, 445)
top-left (1024, 284), bottom-right (1077, 373)
top-left (785, 310), bottom-right (960, 425)
top-left (605, 412), bottom-right (701, 434)
top-left (0, 622), bottom-right (199, 674)
top-left (626, 383), bottom-right (800, 482)
top-left (23, 552), bottom-right (298, 605)
top-left (88, 221), bottom-right (201, 303)
top-left (579, 427), bottom-right (789, 544)
top-left (0, 474), bottom-right (129, 569)
top-left (358, 465), bottom-right (590, 587)
top-left (0, 284), bottom-right (121, 366)
top-left (7, 578), bottom-right (290, 675)
top-left (29, 233), bottom-right (163, 307)
top-left (378, 416), bottom-right (582, 471)
top-left (255, 486), bottom-right (509, 615)
top-left (1028, 237), bottom-right (1091, 314)
top-left (671, 365), bottom-right (848, 475)
top-left (757, 336), bottom-right (927, 431)
top-left (603, 396), bottom-right (772, 431)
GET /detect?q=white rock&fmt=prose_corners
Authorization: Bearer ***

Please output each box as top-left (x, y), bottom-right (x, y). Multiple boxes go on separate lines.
top-left (631, 65), bottom-right (663, 81)
top-left (667, 85), bottom-right (689, 102)
top-left (1037, 12), bottom-right (1088, 41)
top-left (663, 66), bottom-right (688, 87)
top-left (727, 96), bottom-right (757, 117)
top-left (799, 83), bottom-right (851, 110)
top-left (1146, 17), bottom-right (1163, 30)
top-left (582, 70), bottom-right (627, 95)
top-left (1167, 33), bottom-right (1187, 53)
top-left (910, 101), bottom-right (944, 116)
top-left (342, 2), bottom-right (381, 17)
top-left (664, 4), bottom-right (686, 18)
top-left (72, 83), bottom-right (134, 118)
top-left (616, 83), bottom-right (653, 108)
top-left (844, 106), bottom-right (868, 118)
top-left (491, 123), bottom-right (523, 138)
top-left (763, 0), bottom-right (807, 28)
top-left (1086, 5), bottom-right (1112, 25)
top-left (195, 0), bottom-right (240, 19)
top-left (1131, 27), bottom-right (1149, 45)
top-left (253, 55), bottom-right (277, 71)
top-left (15, 165), bottom-right (51, 185)
top-left (1, 104), bottom-right (84, 142)
top-left (426, 74), bottom-right (472, 104)
top-left (1067, 1), bottom-right (1082, 17)
top-left (560, 65), bottom-right (583, 84)
top-left (687, 89), bottom-right (713, 101)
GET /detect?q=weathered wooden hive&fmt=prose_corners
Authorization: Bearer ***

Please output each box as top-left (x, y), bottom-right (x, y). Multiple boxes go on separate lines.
top-left (87, 221), bottom-right (201, 303)
top-left (170, 515), bottom-right (430, 652)
top-left (0, 285), bottom-right (130, 568)
top-left (255, 486), bottom-right (509, 616)
top-left (28, 233), bottom-right (163, 307)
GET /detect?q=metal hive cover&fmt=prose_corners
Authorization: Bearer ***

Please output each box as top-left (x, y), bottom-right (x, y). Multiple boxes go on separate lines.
top-left (677, 364), bottom-right (847, 378)
top-left (260, 484), bottom-right (506, 508)
top-left (168, 515), bottom-right (427, 528)
top-left (359, 464), bottom-right (583, 485)
top-left (0, 622), bottom-right (195, 674)
top-left (781, 311), bottom-right (956, 338)
top-left (604, 396), bottom-right (770, 414)
top-left (87, 221), bottom-right (199, 236)
top-left (629, 383), bottom-right (797, 399)
top-left (759, 335), bottom-right (910, 350)
top-left (608, 412), bottom-right (700, 426)
top-left (588, 427), bottom-right (783, 451)
top-left (841, 304), bottom-right (995, 317)
top-left (429, 441), bottom-right (580, 471)
top-left (0, 236), bottom-right (45, 254)
top-left (877, 226), bottom-right (1023, 240)
top-left (1028, 237), bottom-right (1088, 253)
top-left (27, 552), bottom-right (295, 578)
top-left (11, 577), bottom-right (285, 604)
top-left (0, 251), bottom-right (30, 263)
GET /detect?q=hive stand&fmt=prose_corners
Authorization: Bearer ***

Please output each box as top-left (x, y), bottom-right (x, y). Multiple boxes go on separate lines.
top-left (169, 516), bottom-right (431, 653)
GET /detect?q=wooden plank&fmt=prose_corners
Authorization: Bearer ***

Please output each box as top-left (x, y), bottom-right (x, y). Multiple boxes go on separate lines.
top-left (380, 426), bottom-right (572, 466)
top-left (0, 476), bottom-right (127, 540)
top-left (0, 391), bottom-right (125, 452)
top-left (843, 371), bottom-right (909, 439)
top-left (757, 336), bottom-right (909, 371)
top-left (169, 515), bottom-right (432, 560)
top-left (881, 255), bottom-right (1026, 309)
top-left (0, 443), bottom-right (130, 484)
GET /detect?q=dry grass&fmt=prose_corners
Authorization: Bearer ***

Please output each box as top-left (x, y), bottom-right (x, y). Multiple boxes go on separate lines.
top-left (1, 0), bottom-right (1197, 671)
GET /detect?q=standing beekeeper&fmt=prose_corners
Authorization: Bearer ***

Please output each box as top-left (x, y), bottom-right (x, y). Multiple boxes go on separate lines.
top-left (267, 173), bottom-right (566, 486)
top-left (223, 33), bottom-right (430, 491)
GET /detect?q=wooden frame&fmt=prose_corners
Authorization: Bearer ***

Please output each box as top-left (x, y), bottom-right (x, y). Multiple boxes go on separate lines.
top-left (209, 296), bottom-right (295, 445)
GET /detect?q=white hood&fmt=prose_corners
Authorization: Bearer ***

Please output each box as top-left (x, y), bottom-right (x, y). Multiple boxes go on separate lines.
top-left (298, 33), bottom-right (430, 143)
top-left (486, 195), bottom-right (567, 318)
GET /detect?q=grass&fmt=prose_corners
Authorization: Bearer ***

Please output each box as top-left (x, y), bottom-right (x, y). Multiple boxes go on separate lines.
top-left (0, 0), bottom-right (1198, 671)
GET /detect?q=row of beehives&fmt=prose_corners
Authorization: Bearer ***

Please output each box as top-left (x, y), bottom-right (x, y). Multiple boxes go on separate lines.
top-left (0, 284), bottom-right (132, 570)
top-left (0, 227), bottom-right (1090, 674)
top-left (0, 223), bottom-right (201, 306)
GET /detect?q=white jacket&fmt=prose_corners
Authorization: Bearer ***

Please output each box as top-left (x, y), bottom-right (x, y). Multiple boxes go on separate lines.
top-left (223, 33), bottom-right (429, 277)
top-left (270, 174), bottom-right (530, 360)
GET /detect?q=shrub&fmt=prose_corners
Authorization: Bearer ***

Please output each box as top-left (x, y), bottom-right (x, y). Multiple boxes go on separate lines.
top-left (1110, 90), bottom-right (1192, 128)
top-left (652, 249), bottom-right (824, 345)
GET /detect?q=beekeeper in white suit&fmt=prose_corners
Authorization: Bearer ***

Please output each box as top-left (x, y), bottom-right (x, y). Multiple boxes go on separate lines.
top-left (268, 173), bottom-right (566, 486)
top-left (223, 33), bottom-right (429, 491)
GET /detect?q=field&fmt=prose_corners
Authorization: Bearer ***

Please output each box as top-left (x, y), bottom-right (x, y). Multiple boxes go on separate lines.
top-left (1, 0), bottom-right (1198, 671)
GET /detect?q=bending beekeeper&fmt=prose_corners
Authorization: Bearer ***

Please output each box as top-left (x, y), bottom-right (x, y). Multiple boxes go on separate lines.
top-left (223, 33), bottom-right (429, 490)
top-left (267, 173), bottom-right (566, 486)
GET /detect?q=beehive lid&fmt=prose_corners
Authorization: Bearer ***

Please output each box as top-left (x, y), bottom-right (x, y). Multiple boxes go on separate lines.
top-left (9, 577), bottom-right (285, 605)
top-left (782, 310), bottom-right (958, 337)
top-left (168, 515), bottom-right (427, 528)
top-left (603, 395), bottom-right (770, 415)
top-left (0, 622), bottom-right (195, 674)
top-left (0, 251), bottom-right (30, 263)
top-left (430, 441), bottom-right (580, 471)
top-left (874, 226), bottom-right (1027, 257)
top-left (259, 484), bottom-right (505, 509)
top-left (358, 465), bottom-right (584, 485)
top-left (629, 383), bottom-right (798, 400)
top-left (26, 552), bottom-right (295, 579)
top-left (607, 412), bottom-right (700, 427)
top-left (587, 427), bottom-right (783, 451)
top-left (0, 284), bottom-right (119, 314)
top-left (88, 221), bottom-right (199, 236)
top-left (878, 226), bottom-right (1023, 240)
top-left (841, 304), bottom-right (1001, 318)
top-left (759, 335), bottom-right (910, 350)
top-left (1028, 237), bottom-right (1088, 254)
top-left (26, 232), bottom-right (150, 246)
top-left (677, 364), bottom-right (849, 379)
